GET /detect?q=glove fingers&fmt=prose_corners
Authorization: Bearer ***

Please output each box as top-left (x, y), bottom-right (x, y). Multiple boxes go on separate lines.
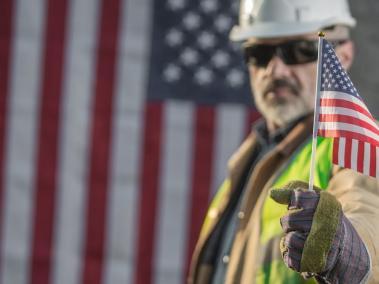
top-left (283, 250), bottom-right (302, 271)
top-left (280, 207), bottom-right (316, 233)
top-left (289, 189), bottom-right (320, 210)
top-left (281, 231), bottom-right (307, 272)
top-left (284, 231), bottom-right (307, 250)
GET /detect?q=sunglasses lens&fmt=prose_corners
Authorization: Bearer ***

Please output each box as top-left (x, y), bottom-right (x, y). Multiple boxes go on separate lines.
top-left (244, 40), bottom-right (319, 67)
top-left (282, 41), bottom-right (318, 65)
top-left (244, 45), bottom-right (275, 67)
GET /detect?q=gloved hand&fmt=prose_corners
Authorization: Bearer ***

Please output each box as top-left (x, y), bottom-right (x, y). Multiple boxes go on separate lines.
top-left (270, 181), bottom-right (371, 284)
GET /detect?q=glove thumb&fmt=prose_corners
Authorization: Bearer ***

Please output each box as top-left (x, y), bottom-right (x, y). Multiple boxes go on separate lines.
top-left (270, 180), bottom-right (310, 205)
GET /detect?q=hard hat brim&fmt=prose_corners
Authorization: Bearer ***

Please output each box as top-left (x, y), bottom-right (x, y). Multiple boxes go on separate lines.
top-left (229, 17), bottom-right (356, 42)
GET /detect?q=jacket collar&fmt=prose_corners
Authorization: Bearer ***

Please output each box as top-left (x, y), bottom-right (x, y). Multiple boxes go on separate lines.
top-left (227, 114), bottom-right (314, 186)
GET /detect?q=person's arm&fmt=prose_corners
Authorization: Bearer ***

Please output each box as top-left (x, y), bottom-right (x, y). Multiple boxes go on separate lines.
top-left (327, 167), bottom-right (379, 283)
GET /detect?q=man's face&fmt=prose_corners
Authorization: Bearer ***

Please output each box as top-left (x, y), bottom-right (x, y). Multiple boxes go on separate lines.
top-left (246, 35), bottom-right (318, 130)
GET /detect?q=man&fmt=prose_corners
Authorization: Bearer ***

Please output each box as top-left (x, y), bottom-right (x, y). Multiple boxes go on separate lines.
top-left (188, 0), bottom-right (379, 283)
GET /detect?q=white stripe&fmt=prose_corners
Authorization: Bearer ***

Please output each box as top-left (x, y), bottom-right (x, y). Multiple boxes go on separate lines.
top-left (351, 139), bottom-right (359, 171)
top-left (338, 137), bottom-right (346, 167)
top-left (376, 147), bottom-right (379, 178)
top-left (52, 0), bottom-right (100, 283)
top-left (319, 106), bottom-right (379, 131)
top-left (320, 91), bottom-right (373, 115)
top-left (363, 142), bottom-right (371, 176)
top-left (319, 121), bottom-right (379, 143)
top-left (211, 104), bottom-right (245, 196)
top-left (1, 0), bottom-right (45, 283)
top-left (103, 0), bottom-right (153, 281)
top-left (153, 102), bottom-right (194, 284)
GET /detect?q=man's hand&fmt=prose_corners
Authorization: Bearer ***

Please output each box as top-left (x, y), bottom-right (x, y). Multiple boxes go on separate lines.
top-left (270, 181), bottom-right (370, 283)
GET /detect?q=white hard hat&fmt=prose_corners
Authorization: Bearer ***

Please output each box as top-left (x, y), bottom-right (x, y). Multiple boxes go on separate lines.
top-left (230, 0), bottom-right (356, 41)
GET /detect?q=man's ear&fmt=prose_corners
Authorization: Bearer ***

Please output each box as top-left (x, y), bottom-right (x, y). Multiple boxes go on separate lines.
top-left (335, 40), bottom-right (355, 70)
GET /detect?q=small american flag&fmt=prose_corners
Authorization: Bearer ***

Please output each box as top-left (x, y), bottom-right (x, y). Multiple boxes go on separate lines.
top-left (317, 39), bottom-right (379, 178)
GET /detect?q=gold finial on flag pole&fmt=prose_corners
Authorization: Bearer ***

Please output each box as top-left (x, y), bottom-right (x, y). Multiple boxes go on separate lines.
top-left (318, 31), bottom-right (325, 37)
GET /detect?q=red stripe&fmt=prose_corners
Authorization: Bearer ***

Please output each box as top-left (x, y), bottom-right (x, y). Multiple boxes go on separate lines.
top-left (185, 106), bottom-right (215, 277)
top-left (357, 141), bottom-right (365, 173)
top-left (333, 138), bottom-right (339, 165)
top-left (30, 0), bottom-right (68, 283)
top-left (370, 145), bottom-right (376, 177)
top-left (0, 0), bottom-right (14, 278)
top-left (319, 113), bottom-right (379, 136)
top-left (320, 98), bottom-right (375, 121)
top-left (134, 103), bottom-right (164, 284)
top-left (245, 108), bottom-right (260, 137)
top-left (344, 138), bottom-right (352, 169)
top-left (318, 129), bottom-right (379, 148)
top-left (81, 0), bottom-right (121, 283)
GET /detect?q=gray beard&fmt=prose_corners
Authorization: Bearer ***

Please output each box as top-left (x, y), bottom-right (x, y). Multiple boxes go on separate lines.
top-left (257, 98), bottom-right (312, 129)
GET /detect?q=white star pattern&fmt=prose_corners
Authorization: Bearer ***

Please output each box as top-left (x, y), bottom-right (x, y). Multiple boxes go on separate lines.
top-left (197, 31), bottom-right (216, 49)
top-left (320, 40), bottom-right (360, 99)
top-left (180, 48), bottom-right (199, 66)
top-left (194, 67), bottom-right (213, 85)
top-left (230, 42), bottom-right (241, 52)
top-left (165, 29), bottom-right (183, 47)
top-left (161, 0), bottom-right (246, 92)
top-left (231, 1), bottom-right (239, 13)
top-left (200, 0), bottom-right (218, 13)
top-left (163, 64), bottom-right (182, 82)
top-left (183, 12), bottom-right (201, 30)
top-left (214, 15), bottom-right (232, 32)
top-left (211, 50), bottom-right (230, 68)
top-left (167, 0), bottom-right (186, 10)
top-left (226, 69), bottom-right (244, 88)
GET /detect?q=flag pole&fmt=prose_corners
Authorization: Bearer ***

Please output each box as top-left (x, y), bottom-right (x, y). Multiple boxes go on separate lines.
top-left (308, 32), bottom-right (325, 191)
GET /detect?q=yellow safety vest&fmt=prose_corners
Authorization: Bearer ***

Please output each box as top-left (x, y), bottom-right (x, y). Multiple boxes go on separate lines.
top-left (201, 137), bottom-right (334, 283)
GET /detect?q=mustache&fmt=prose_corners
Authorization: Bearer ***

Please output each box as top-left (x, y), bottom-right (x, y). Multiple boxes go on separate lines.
top-left (262, 79), bottom-right (301, 97)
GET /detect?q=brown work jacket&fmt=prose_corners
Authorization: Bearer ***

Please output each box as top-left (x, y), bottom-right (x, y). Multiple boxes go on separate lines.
top-left (188, 116), bottom-right (379, 284)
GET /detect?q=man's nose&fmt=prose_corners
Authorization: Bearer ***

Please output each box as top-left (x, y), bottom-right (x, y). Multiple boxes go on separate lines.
top-left (264, 55), bottom-right (292, 78)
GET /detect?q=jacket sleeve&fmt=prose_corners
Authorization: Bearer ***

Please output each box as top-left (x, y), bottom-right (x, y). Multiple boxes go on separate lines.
top-left (327, 166), bottom-right (379, 283)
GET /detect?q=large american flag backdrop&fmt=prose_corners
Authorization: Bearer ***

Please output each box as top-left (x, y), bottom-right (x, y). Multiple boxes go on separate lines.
top-left (0, 0), bottom-right (258, 283)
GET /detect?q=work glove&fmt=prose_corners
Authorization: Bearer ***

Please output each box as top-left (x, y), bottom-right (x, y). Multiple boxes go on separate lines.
top-left (270, 181), bottom-right (371, 284)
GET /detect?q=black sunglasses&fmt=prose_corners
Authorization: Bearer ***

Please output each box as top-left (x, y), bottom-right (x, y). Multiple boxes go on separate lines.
top-left (243, 40), bottom-right (346, 67)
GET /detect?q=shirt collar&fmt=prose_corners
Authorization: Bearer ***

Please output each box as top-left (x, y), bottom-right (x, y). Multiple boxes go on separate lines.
top-left (253, 115), bottom-right (309, 146)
